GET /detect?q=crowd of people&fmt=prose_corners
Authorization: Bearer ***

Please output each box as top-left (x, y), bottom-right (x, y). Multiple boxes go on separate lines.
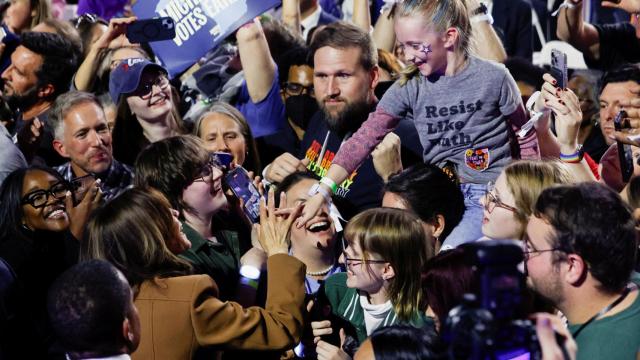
top-left (1, 0), bottom-right (640, 359)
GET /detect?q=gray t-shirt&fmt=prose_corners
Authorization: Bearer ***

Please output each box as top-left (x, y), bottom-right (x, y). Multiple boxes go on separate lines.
top-left (379, 56), bottom-right (521, 183)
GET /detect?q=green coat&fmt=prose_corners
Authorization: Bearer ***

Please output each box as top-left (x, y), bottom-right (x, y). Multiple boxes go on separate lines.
top-left (322, 272), bottom-right (433, 342)
top-left (179, 221), bottom-right (241, 301)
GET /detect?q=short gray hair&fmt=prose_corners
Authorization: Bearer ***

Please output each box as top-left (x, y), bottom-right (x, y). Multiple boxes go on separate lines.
top-left (49, 91), bottom-right (102, 140)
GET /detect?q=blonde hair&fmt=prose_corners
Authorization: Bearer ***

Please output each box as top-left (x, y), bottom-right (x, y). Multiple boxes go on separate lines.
top-left (503, 160), bottom-right (573, 232)
top-left (397, 0), bottom-right (471, 85)
top-left (344, 208), bottom-right (431, 321)
top-left (30, 0), bottom-right (52, 30)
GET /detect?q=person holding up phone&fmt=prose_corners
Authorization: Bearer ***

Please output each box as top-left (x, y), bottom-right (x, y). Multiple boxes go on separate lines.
top-left (135, 135), bottom-right (251, 302)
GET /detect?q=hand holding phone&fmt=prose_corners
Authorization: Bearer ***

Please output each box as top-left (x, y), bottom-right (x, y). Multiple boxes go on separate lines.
top-left (224, 166), bottom-right (261, 223)
top-left (69, 174), bottom-right (97, 205)
top-left (614, 110), bottom-right (634, 183)
top-left (126, 17), bottom-right (176, 43)
top-left (550, 49), bottom-right (568, 89)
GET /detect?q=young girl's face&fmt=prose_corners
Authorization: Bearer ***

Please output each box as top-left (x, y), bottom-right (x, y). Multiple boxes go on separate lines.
top-left (394, 15), bottom-right (448, 77)
top-left (343, 240), bottom-right (388, 294)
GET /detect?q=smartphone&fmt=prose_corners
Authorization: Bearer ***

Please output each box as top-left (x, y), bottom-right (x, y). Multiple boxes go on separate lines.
top-left (224, 166), bottom-right (261, 223)
top-left (614, 110), bottom-right (634, 183)
top-left (211, 152), bottom-right (233, 171)
top-left (550, 49), bottom-right (568, 89)
top-left (126, 17), bottom-right (176, 43)
top-left (69, 174), bottom-right (96, 205)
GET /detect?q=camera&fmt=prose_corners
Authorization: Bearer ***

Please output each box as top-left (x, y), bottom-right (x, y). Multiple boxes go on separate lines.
top-left (442, 240), bottom-right (542, 360)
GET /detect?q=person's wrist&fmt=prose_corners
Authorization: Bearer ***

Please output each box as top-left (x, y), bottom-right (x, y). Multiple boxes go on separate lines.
top-left (308, 182), bottom-right (332, 203)
top-left (267, 247), bottom-right (289, 257)
top-left (559, 144), bottom-right (583, 163)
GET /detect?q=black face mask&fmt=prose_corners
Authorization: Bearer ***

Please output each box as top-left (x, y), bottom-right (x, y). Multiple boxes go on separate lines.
top-left (285, 94), bottom-right (318, 129)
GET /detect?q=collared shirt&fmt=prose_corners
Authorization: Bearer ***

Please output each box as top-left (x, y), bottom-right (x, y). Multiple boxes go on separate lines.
top-left (301, 5), bottom-right (323, 40)
top-left (55, 159), bottom-right (134, 201)
top-left (178, 221), bottom-right (241, 301)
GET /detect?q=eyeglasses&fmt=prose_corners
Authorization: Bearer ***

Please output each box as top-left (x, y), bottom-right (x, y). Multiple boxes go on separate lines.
top-left (132, 75), bottom-right (170, 100)
top-left (193, 158), bottom-right (222, 183)
top-left (523, 240), bottom-right (562, 260)
top-left (284, 82), bottom-right (314, 97)
top-left (483, 181), bottom-right (518, 214)
top-left (74, 13), bottom-right (98, 29)
top-left (21, 181), bottom-right (69, 208)
top-left (341, 239), bottom-right (387, 267)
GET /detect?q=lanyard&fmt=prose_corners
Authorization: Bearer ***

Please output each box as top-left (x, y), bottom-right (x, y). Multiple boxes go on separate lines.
top-left (571, 284), bottom-right (634, 339)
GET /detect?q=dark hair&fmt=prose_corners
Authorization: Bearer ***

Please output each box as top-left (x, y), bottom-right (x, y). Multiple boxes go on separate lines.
top-left (72, 14), bottom-right (108, 58)
top-left (38, 18), bottom-right (83, 61)
top-left (112, 69), bottom-right (187, 166)
top-left (384, 163), bottom-right (465, 240)
top-left (534, 183), bottom-right (637, 293)
top-left (274, 171), bottom-right (318, 207)
top-left (599, 63), bottom-right (640, 96)
top-left (134, 135), bottom-right (210, 216)
top-left (261, 19), bottom-right (305, 66)
top-left (81, 188), bottom-right (192, 288)
top-left (505, 57), bottom-right (546, 90)
top-left (0, 166), bottom-right (66, 244)
top-left (369, 325), bottom-right (444, 359)
top-left (20, 31), bottom-right (78, 100)
top-left (309, 21), bottom-right (377, 71)
top-left (277, 45), bottom-right (312, 85)
top-left (47, 260), bottom-right (132, 355)
top-left (422, 248), bottom-right (476, 324)
top-left (626, 176), bottom-right (640, 210)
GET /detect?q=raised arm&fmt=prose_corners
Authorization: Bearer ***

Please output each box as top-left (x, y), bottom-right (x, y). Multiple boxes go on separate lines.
top-left (74, 17), bottom-right (136, 91)
top-left (296, 107), bottom-right (400, 226)
top-left (372, 4), bottom-right (397, 52)
top-left (194, 191), bottom-right (306, 350)
top-left (352, 0), bottom-right (372, 35)
top-left (282, 0), bottom-right (302, 38)
top-left (556, 0), bottom-right (600, 59)
top-left (466, 0), bottom-right (507, 63)
top-left (236, 19), bottom-right (277, 103)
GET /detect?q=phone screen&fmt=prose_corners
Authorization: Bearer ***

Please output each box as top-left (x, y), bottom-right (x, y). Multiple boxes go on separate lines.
top-left (224, 167), bottom-right (261, 223)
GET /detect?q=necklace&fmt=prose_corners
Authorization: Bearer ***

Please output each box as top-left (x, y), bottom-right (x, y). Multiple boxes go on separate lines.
top-left (306, 264), bottom-right (335, 277)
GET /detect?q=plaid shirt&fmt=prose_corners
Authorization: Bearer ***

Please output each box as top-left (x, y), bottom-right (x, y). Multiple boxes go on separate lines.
top-left (55, 159), bottom-right (134, 201)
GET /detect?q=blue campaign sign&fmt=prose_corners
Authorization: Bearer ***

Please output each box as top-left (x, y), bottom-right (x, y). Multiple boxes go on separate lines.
top-left (133, 0), bottom-right (281, 78)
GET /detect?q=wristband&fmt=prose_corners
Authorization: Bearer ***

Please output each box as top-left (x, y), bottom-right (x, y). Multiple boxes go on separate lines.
top-left (239, 264), bottom-right (261, 280)
top-left (319, 176), bottom-right (338, 194)
top-left (560, 145), bottom-right (584, 163)
top-left (308, 183), bottom-right (332, 203)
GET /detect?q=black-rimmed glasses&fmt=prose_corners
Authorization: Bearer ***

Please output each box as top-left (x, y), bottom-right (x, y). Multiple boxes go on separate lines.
top-left (21, 181), bottom-right (69, 208)
top-left (193, 157), bottom-right (223, 183)
top-left (284, 82), bottom-right (314, 97)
